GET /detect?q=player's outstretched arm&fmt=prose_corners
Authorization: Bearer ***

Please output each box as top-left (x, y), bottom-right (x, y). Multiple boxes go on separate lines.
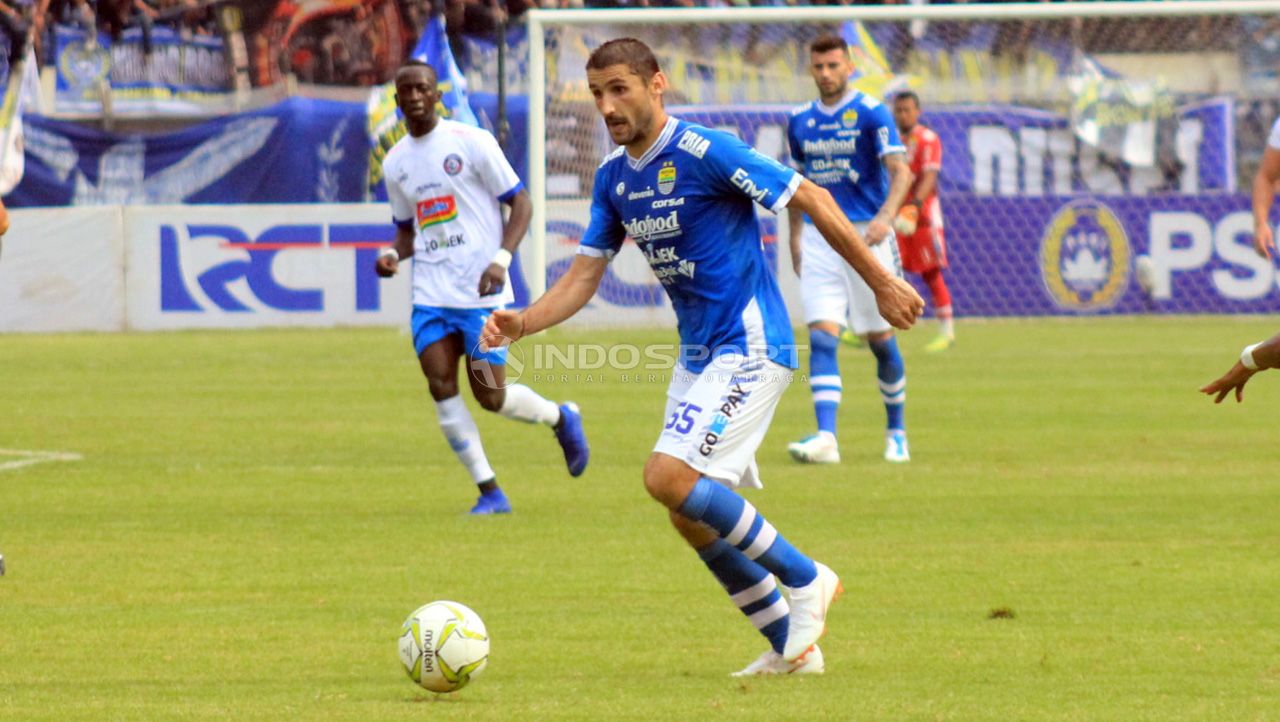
top-left (788, 179), bottom-right (924, 330)
top-left (1252, 146), bottom-right (1280, 259)
top-left (1200, 331), bottom-right (1280, 403)
top-left (481, 253), bottom-right (609, 348)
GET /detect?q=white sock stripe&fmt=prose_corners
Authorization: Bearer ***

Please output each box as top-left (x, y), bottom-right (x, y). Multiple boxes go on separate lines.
top-left (729, 576), bottom-right (776, 607)
top-left (878, 377), bottom-right (906, 394)
top-left (742, 521), bottom-right (778, 561)
top-left (809, 375), bottom-right (842, 388)
top-left (882, 391), bottom-right (906, 404)
top-left (812, 390), bottom-right (843, 404)
top-left (725, 505), bottom-right (758, 547)
top-left (747, 597), bottom-right (789, 630)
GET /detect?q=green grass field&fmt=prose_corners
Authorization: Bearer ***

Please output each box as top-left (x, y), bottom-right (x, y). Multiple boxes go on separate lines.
top-left (3, 318), bottom-right (1279, 721)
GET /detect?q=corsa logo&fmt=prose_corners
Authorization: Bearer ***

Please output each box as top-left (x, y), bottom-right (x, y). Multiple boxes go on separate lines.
top-left (418, 196), bottom-right (458, 229)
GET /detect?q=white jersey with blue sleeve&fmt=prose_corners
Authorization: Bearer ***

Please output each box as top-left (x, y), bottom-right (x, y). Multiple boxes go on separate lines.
top-left (579, 118), bottom-right (802, 373)
top-left (787, 89), bottom-right (904, 223)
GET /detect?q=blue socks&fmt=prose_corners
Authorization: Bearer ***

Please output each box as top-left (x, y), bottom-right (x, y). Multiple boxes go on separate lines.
top-left (679, 478), bottom-right (817, 589)
top-left (809, 328), bottom-right (842, 437)
top-left (869, 335), bottom-right (906, 431)
top-left (698, 540), bottom-right (788, 654)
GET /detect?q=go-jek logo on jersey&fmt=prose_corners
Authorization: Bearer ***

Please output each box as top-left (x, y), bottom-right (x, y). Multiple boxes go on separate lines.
top-left (417, 196), bottom-right (458, 230)
top-left (158, 222), bottom-right (397, 313)
top-left (802, 137), bottom-right (858, 157)
top-left (644, 245), bottom-right (696, 285)
top-left (624, 211), bottom-right (682, 242)
top-left (1040, 199), bottom-right (1130, 311)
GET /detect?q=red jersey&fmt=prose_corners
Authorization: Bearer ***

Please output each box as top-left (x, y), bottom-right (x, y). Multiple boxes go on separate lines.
top-left (904, 124), bottom-right (943, 229)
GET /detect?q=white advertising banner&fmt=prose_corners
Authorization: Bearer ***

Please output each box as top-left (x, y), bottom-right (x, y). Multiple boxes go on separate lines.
top-left (0, 207), bottom-right (126, 332)
top-left (124, 204), bottom-right (411, 331)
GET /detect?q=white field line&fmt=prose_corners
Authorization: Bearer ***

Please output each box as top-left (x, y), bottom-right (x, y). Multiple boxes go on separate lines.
top-left (0, 448), bottom-right (83, 472)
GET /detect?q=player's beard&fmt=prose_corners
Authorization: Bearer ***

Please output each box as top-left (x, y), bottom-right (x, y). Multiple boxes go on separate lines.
top-left (606, 106), bottom-right (653, 147)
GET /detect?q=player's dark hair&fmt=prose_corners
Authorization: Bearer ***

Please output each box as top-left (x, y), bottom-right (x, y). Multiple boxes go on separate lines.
top-left (586, 38), bottom-right (661, 81)
top-left (809, 33), bottom-right (848, 55)
top-left (398, 59), bottom-right (437, 82)
top-left (895, 90), bottom-right (920, 108)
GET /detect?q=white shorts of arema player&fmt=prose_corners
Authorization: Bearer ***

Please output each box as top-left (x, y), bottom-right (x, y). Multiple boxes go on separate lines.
top-left (653, 355), bottom-right (792, 490)
top-left (799, 222), bottom-right (903, 336)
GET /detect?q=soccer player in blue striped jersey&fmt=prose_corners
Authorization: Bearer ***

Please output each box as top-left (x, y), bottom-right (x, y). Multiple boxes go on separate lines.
top-left (786, 33), bottom-right (917, 465)
top-left (482, 38), bottom-right (923, 675)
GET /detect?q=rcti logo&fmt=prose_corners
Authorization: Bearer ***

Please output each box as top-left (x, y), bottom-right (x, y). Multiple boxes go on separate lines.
top-left (159, 222), bottom-right (397, 312)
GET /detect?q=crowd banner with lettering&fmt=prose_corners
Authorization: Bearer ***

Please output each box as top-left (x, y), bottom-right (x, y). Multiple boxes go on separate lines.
top-left (6, 97), bottom-right (369, 207)
top-left (52, 24), bottom-right (230, 115)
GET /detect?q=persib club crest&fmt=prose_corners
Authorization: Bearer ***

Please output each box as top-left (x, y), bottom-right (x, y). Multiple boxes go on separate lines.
top-left (841, 109), bottom-right (858, 128)
top-left (1040, 200), bottom-right (1130, 311)
top-left (443, 154), bottom-right (464, 176)
top-left (657, 162), bottom-right (676, 195)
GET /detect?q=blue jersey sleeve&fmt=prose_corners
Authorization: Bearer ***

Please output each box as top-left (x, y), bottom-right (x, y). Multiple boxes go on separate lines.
top-left (870, 104), bottom-right (906, 157)
top-left (701, 129), bottom-right (801, 214)
top-left (579, 162), bottom-right (625, 259)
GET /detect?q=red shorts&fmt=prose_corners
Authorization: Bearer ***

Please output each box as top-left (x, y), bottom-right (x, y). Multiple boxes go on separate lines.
top-left (898, 223), bottom-right (947, 274)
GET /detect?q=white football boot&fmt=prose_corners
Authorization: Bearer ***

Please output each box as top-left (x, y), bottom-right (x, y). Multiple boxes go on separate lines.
top-left (787, 433), bottom-right (840, 464)
top-left (884, 429), bottom-right (910, 463)
top-left (730, 645), bottom-right (825, 676)
top-left (783, 562), bottom-right (842, 661)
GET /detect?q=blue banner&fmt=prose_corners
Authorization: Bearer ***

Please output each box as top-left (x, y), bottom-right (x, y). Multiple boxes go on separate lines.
top-left (7, 97), bottom-right (369, 207)
top-left (53, 24), bottom-right (229, 115)
top-left (936, 194), bottom-right (1280, 316)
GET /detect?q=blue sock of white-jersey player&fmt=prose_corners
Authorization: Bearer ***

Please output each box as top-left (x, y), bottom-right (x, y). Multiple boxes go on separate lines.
top-left (869, 336), bottom-right (906, 431)
top-left (435, 396), bottom-right (496, 484)
top-left (497, 383), bottom-right (561, 426)
top-left (809, 328), bottom-right (842, 440)
top-left (679, 478), bottom-right (818, 589)
top-left (697, 539), bottom-right (789, 654)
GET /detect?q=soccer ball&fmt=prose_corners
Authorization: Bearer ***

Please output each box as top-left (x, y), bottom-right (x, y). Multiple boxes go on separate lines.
top-left (398, 601), bottom-right (489, 693)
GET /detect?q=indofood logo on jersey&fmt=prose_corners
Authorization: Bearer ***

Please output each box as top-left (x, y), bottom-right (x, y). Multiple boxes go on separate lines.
top-left (417, 196), bottom-right (458, 230)
top-left (624, 211), bottom-right (681, 242)
top-left (1040, 200), bottom-right (1130, 311)
top-left (801, 138), bottom-right (858, 157)
top-left (657, 162), bottom-right (677, 195)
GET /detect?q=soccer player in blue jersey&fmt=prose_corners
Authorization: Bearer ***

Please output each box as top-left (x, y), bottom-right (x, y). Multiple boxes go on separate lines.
top-left (786, 33), bottom-right (917, 465)
top-left (482, 39), bottom-right (923, 675)
top-left (377, 61), bottom-right (589, 515)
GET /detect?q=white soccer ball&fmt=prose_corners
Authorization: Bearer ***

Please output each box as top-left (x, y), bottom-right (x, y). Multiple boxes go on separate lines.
top-left (398, 601), bottom-right (490, 693)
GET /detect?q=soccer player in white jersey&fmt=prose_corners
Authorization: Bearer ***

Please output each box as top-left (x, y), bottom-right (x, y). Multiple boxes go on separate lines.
top-left (377, 61), bottom-right (589, 515)
top-left (481, 39), bottom-right (923, 675)
top-left (786, 33), bottom-right (916, 465)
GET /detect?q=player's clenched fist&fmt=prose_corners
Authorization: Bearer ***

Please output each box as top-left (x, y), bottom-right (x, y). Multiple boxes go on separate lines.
top-left (875, 277), bottom-right (925, 330)
top-left (480, 309), bottom-right (524, 351)
top-left (375, 247), bottom-right (399, 277)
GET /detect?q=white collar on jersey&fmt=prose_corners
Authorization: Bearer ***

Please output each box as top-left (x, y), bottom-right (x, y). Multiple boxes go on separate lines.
top-left (626, 117), bottom-right (679, 172)
top-left (815, 88), bottom-right (860, 116)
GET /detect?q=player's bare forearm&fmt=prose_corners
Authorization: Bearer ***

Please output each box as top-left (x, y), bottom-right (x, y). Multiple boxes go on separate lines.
top-left (878, 154), bottom-right (913, 221)
top-left (1252, 148), bottom-right (1280, 252)
top-left (788, 208), bottom-right (804, 274)
top-left (501, 189), bottom-right (533, 253)
top-left (394, 226), bottom-right (414, 259)
top-left (518, 254), bottom-right (608, 336)
top-left (789, 179), bottom-right (892, 287)
top-left (913, 168), bottom-right (939, 205)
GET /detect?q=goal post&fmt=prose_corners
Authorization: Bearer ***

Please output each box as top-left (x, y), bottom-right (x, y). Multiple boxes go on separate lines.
top-left (525, 1), bottom-right (1280, 320)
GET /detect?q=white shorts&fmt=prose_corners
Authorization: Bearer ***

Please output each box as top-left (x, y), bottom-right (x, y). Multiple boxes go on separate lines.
top-left (799, 222), bottom-right (903, 336)
top-left (653, 356), bottom-right (793, 489)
